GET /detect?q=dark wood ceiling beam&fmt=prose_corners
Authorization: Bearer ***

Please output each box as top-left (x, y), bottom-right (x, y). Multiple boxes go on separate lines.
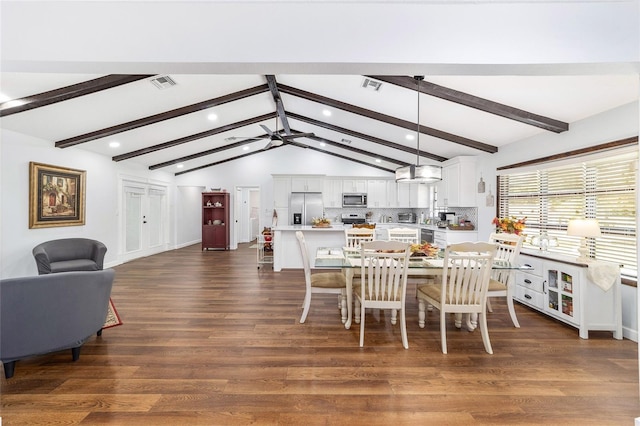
top-left (56, 84), bottom-right (270, 148)
top-left (367, 75), bottom-right (569, 133)
top-left (174, 143), bottom-right (394, 176)
top-left (287, 111), bottom-right (448, 162)
top-left (305, 134), bottom-right (406, 166)
top-left (278, 84), bottom-right (497, 154)
top-left (152, 127), bottom-right (405, 171)
top-left (265, 75), bottom-right (292, 135)
top-left (175, 146), bottom-right (288, 176)
top-left (301, 145), bottom-right (395, 173)
top-left (113, 113), bottom-right (274, 162)
top-left (148, 134), bottom-right (269, 169)
top-left (0, 74), bottom-right (154, 117)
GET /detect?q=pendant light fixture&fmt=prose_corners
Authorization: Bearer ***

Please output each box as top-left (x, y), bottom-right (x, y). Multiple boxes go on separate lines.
top-left (395, 76), bottom-right (442, 183)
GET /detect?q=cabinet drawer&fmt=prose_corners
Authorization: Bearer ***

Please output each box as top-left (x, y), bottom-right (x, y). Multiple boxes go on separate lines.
top-left (516, 285), bottom-right (544, 310)
top-left (515, 271), bottom-right (544, 293)
top-left (519, 255), bottom-right (544, 276)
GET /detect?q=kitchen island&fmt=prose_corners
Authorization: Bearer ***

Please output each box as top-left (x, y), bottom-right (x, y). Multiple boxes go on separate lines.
top-left (273, 225), bottom-right (348, 271)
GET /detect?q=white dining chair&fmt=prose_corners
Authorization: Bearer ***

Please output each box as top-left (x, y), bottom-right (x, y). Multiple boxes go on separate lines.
top-left (387, 228), bottom-right (420, 244)
top-left (295, 231), bottom-right (347, 324)
top-left (344, 227), bottom-right (375, 249)
top-left (487, 232), bottom-right (524, 328)
top-left (416, 241), bottom-right (497, 354)
top-left (353, 240), bottom-right (411, 349)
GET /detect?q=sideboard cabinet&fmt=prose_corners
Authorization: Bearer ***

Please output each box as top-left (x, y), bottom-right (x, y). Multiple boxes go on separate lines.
top-left (202, 192), bottom-right (230, 250)
top-left (514, 252), bottom-right (622, 339)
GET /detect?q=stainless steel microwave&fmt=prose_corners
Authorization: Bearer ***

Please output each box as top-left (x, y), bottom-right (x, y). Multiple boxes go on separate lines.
top-left (342, 193), bottom-right (367, 208)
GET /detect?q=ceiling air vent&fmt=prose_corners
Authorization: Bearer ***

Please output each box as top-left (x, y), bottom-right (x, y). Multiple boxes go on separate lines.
top-left (341, 138), bottom-right (352, 144)
top-left (361, 78), bottom-right (382, 91)
top-left (150, 75), bottom-right (177, 90)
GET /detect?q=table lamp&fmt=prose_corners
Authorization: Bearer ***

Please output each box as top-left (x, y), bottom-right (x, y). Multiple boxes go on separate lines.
top-left (567, 219), bottom-right (601, 262)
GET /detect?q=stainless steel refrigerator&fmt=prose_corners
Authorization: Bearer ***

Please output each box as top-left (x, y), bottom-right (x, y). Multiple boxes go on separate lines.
top-left (289, 192), bottom-right (324, 225)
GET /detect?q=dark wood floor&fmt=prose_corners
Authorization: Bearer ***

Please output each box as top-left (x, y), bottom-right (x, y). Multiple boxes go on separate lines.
top-left (2, 243), bottom-right (639, 425)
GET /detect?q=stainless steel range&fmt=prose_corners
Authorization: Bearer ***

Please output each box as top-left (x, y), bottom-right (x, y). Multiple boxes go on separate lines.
top-left (341, 213), bottom-right (366, 225)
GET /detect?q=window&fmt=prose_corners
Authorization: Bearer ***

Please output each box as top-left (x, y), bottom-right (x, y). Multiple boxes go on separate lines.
top-left (498, 150), bottom-right (637, 278)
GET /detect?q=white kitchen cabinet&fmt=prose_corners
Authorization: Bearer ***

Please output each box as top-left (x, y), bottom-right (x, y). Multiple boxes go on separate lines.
top-left (367, 179), bottom-right (387, 207)
top-left (386, 180), bottom-right (399, 207)
top-left (272, 176), bottom-right (291, 208)
top-left (397, 182), bottom-right (429, 208)
top-left (291, 175), bottom-right (324, 192)
top-left (514, 253), bottom-right (622, 339)
top-left (437, 156), bottom-right (477, 207)
top-left (323, 177), bottom-right (343, 208)
top-left (433, 229), bottom-right (478, 249)
top-left (343, 179), bottom-right (367, 193)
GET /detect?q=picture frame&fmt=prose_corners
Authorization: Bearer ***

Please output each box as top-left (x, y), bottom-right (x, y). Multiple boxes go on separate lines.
top-left (29, 162), bottom-right (86, 229)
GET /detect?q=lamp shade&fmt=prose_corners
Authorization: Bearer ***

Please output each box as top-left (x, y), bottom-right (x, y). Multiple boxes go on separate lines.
top-left (395, 164), bottom-right (442, 183)
top-left (567, 219), bottom-right (602, 238)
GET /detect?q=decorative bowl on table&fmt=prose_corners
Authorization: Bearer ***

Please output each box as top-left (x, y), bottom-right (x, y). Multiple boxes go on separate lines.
top-left (311, 217), bottom-right (332, 228)
top-left (410, 243), bottom-right (439, 258)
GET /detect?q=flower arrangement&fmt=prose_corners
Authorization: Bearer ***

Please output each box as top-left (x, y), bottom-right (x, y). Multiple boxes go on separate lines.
top-left (311, 217), bottom-right (331, 227)
top-left (492, 216), bottom-right (526, 235)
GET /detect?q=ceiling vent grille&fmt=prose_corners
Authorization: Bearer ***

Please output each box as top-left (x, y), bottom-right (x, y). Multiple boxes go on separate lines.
top-left (150, 75), bottom-right (177, 90)
top-left (341, 138), bottom-right (352, 144)
top-left (361, 78), bottom-right (382, 91)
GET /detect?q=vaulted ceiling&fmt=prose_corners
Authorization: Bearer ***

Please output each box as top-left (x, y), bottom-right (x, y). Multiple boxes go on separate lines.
top-left (1, 73), bottom-right (637, 176)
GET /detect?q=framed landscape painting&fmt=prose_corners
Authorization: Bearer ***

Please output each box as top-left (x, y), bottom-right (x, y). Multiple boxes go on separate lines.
top-left (29, 162), bottom-right (86, 229)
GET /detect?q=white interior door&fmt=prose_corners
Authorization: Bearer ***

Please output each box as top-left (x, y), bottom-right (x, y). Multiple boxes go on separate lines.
top-left (234, 186), bottom-right (260, 244)
top-left (122, 181), bottom-right (168, 262)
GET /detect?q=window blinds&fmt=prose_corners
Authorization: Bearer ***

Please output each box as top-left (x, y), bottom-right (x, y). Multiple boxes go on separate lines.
top-left (498, 151), bottom-right (637, 278)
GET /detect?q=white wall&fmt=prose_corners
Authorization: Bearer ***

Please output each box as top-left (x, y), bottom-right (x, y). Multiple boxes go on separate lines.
top-left (474, 101), bottom-right (639, 341)
top-left (174, 146), bottom-right (391, 234)
top-left (0, 129), bottom-right (175, 279)
top-left (474, 101), bottom-right (640, 240)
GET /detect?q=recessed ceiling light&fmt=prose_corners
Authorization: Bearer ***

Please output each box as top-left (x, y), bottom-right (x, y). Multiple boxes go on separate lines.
top-left (375, 159), bottom-right (381, 163)
top-left (109, 141), bottom-right (120, 148)
top-left (406, 134), bottom-right (415, 141)
top-left (243, 146), bottom-right (250, 151)
top-left (208, 113), bottom-right (218, 121)
top-left (176, 164), bottom-right (184, 169)
top-left (319, 142), bottom-right (326, 147)
top-left (322, 109), bottom-right (331, 117)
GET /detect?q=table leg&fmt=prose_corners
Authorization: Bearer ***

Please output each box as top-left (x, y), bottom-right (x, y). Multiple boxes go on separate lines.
top-left (344, 269), bottom-right (354, 329)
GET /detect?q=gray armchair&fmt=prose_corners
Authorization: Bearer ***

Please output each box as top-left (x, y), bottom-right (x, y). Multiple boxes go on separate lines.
top-left (0, 269), bottom-right (115, 379)
top-left (32, 238), bottom-right (107, 275)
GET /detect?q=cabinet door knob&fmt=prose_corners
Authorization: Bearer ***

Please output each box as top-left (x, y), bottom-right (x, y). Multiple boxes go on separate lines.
top-left (524, 294), bottom-right (532, 300)
top-left (524, 279), bottom-right (532, 284)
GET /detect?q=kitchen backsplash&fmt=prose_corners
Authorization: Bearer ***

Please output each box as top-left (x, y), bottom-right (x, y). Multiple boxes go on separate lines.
top-left (325, 207), bottom-right (477, 225)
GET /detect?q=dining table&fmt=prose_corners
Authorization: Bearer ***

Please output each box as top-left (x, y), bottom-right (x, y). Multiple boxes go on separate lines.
top-left (314, 246), bottom-right (531, 330)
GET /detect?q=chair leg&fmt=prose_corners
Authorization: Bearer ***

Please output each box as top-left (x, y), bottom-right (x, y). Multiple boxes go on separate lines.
top-left (440, 309), bottom-right (448, 354)
top-left (479, 312), bottom-right (493, 354)
top-left (390, 309), bottom-right (398, 325)
top-left (300, 292), bottom-right (311, 323)
top-left (354, 298), bottom-right (361, 324)
top-left (359, 302), bottom-right (366, 347)
top-left (418, 299), bottom-right (426, 328)
top-left (71, 346), bottom-right (81, 362)
top-left (506, 293), bottom-right (521, 328)
top-left (3, 361), bottom-right (16, 379)
top-left (400, 308), bottom-right (408, 349)
top-left (487, 297), bottom-right (494, 313)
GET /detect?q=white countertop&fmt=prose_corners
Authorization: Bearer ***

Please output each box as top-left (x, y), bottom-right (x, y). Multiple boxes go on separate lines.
top-left (274, 223), bottom-right (476, 232)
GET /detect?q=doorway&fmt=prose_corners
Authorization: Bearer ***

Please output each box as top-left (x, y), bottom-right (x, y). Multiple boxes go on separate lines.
top-left (234, 186), bottom-right (260, 245)
top-left (121, 180), bottom-right (169, 263)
